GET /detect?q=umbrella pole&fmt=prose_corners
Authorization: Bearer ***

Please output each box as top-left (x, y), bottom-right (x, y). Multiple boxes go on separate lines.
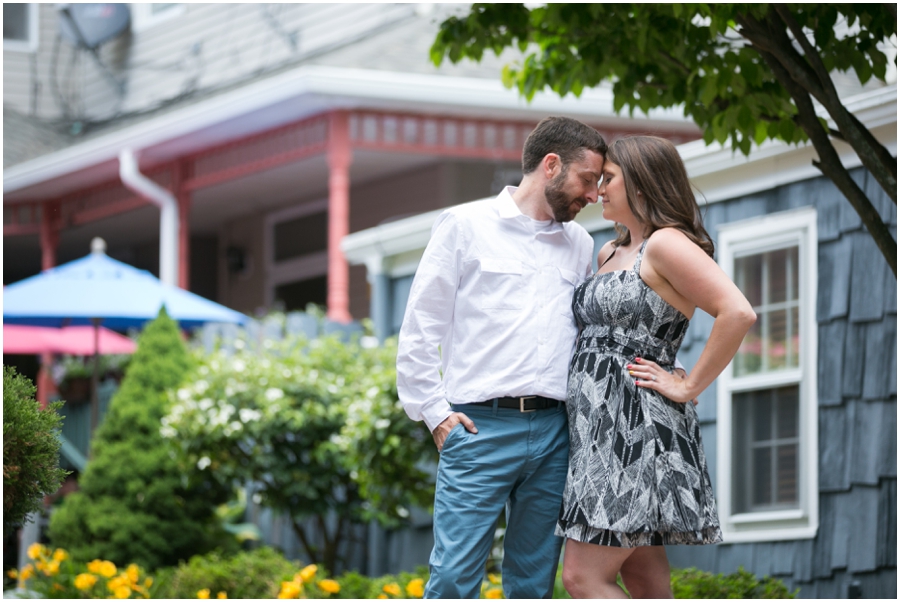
top-left (90, 318), bottom-right (100, 436)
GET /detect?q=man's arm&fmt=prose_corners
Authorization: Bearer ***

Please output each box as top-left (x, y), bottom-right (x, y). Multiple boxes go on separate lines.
top-left (396, 211), bottom-right (478, 448)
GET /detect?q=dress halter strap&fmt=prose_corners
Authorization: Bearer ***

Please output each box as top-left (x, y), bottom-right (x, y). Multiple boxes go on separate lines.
top-left (633, 239), bottom-right (649, 274)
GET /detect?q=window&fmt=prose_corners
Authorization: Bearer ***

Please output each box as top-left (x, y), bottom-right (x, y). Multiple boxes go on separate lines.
top-left (264, 200), bottom-right (330, 310)
top-left (130, 3), bottom-right (184, 33)
top-left (4, 3), bottom-right (38, 52)
top-left (716, 207), bottom-right (818, 542)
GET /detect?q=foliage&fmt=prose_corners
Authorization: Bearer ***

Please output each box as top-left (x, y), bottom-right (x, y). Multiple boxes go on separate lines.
top-left (670, 566), bottom-right (797, 598)
top-left (162, 317), bottom-right (436, 574)
top-left (48, 309), bottom-right (234, 571)
top-left (12, 543), bottom-right (155, 599)
top-left (154, 547), bottom-right (297, 599)
top-left (432, 3), bottom-right (897, 273)
top-left (3, 366), bottom-right (68, 536)
top-left (56, 354), bottom-right (132, 381)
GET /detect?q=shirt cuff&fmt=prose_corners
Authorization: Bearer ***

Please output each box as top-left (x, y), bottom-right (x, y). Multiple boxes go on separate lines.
top-left (422, 402), bottom-right (454, 433)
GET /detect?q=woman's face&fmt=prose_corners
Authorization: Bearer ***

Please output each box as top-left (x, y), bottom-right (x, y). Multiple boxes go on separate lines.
top-left (598, 161), bottom-right (632, 224)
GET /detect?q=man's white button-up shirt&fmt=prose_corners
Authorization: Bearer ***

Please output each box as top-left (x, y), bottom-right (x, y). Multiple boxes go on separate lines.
top-left (397, 187), bottom-right (595, 432)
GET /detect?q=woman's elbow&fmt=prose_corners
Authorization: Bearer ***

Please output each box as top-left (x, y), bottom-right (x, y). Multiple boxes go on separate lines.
top-left (737, 303), bottom-right (757, 330)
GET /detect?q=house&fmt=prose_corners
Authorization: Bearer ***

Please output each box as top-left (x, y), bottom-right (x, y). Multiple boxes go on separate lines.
top-left (342, 85), bottom-right (897, 597)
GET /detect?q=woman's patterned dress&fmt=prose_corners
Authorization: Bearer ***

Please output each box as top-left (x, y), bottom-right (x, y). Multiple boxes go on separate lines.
top-left (555, 241), bottom-right (722, 547)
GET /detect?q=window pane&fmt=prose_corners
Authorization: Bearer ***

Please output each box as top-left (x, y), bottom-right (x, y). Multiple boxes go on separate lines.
top-left (752, 447), bottom-right (772, 507)
top-left (768, 248), bottom-right (788, 304)
top-left (3, 4), bottom-right (28, 41)
top-left (735, 254), bottom-right (763, 306)
top-left (776, 445), bottom-right (798, 504)
top-left (767, 308), bottom-right (789, 370)
top-left (752, 391), bottom-right (772, 442)
top-left (273, 275), bottom-right (327, 312)
top-left (273, 212), bottom-right (328, 261)
top-left (789, 246), bottom-right (799, 301)
top-left (790, 305), bottom-right (800, 368)
top-left (775, 386), bottom-right (799, 439)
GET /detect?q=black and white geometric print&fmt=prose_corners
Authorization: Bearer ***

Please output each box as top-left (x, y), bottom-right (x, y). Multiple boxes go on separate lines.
top-left (556, 242), bottom-right (723, 548)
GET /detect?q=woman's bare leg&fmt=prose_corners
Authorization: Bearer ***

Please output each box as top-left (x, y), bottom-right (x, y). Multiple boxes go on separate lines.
top-left (562, 538), bottom-right (632, 599)
top-left (619, 546), bottom-right (673, 598)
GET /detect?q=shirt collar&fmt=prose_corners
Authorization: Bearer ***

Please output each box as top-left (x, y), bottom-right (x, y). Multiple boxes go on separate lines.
top-left (495, 186), bottom-right (564, 233)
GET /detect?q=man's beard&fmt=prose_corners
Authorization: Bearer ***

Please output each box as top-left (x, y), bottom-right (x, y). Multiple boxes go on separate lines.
top-left (544, 168), bottom-right (584, 222)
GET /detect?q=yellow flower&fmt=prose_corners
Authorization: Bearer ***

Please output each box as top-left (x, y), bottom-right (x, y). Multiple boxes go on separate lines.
top-left (406, 578), bottom-right (425, 598)
top-left (113, 585), bottom-right (131, 599)
top-left (144, 577), bottom-right (153, 588)
top-left (52, 548), bottom-right (69, 562)
top-left (485, 587), bottom-right (504, 599)
top-left (217, 592), bottom-right (227, 599)
top-left (126, 564), bottom-right (141, 584)
top-left (108, 574), bottom-right (131, 593)
top-left (318, 579), bottom-right (341, 594)
top-left (197, 588), bottom-right (211, 599)
top-left (487, 573), bottom-right (501, 585)
top-left (377, 595), bottom-right (388, 600)
top-left (45, 560), bottom-right (60, 576)
top-left (298, 564), bottom-right (317, 583)
top-left (27, 543), bottom-right (45, 560)
top-left (19, 564), bottom-right (35, 582)
top-left (382, 582), bottom-right (401, 597)
top-left (88, 559), bottom-right (118, 578)
top-left (75, 573), bottom-right (98, 590)
top-left (6, 569), bottom-right (18, 580)
top-left (277, 580), bottom-right (301, 599)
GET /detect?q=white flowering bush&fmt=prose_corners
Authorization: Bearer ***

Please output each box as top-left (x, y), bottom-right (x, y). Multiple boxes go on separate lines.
top-left (162, 325), bottom-right (435, 573)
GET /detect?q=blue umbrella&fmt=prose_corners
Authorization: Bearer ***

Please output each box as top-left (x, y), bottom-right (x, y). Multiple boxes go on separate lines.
top-left (4, 239), bottom-right (247, 329)
top-left (4, 238), bottom-right (247, 431)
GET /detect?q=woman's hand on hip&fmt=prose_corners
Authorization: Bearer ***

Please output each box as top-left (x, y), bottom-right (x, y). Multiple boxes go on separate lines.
top-left (628, 358), bottom-right (697, 404)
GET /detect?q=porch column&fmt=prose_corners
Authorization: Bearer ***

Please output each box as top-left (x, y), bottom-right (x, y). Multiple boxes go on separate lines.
top-left (173, 161), bottom-right (192, 290)
top-left (327, 111), bottom-right (353, 323)
top-left (37, 201), bottom-right (61, 409)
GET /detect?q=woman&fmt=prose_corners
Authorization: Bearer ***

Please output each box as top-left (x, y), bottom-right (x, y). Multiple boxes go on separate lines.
top-left (555, 136), bottom-right (756, 598)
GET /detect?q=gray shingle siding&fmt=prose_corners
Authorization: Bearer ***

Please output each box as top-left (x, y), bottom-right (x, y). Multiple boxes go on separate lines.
top-left (666, 166), bottom-right (896, 598)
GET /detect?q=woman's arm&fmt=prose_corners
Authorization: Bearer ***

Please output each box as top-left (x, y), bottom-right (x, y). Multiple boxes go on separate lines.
top-left (630, 228), bottom-right (756, 403)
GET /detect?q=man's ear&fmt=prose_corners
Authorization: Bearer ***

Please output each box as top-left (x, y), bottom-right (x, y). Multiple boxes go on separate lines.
top-left (543, 153), bottom-right (562, 180)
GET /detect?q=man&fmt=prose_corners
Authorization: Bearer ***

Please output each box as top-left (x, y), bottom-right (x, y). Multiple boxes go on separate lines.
top-left (396, 116), bottom-right (606, 598)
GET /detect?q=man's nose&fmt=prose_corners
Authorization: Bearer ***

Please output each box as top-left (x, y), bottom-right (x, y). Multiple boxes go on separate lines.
top-left (586, 187), bottom-right (599, 204)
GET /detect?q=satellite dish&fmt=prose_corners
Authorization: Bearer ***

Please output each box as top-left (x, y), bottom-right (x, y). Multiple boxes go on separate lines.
top-left (58, 3), bottom-right (130, 49)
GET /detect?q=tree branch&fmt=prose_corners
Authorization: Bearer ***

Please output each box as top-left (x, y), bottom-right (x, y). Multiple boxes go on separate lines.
top-left (756, 45), bottom-right (896, 275)
top-left (736, 9), bottom-right (897, 204)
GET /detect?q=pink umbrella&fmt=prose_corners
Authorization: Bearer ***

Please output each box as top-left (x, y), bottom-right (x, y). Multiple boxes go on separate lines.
top-left (3, 325), bottom-right (136, 356)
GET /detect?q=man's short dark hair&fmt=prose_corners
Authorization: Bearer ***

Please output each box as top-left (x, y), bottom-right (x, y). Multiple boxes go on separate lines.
top-left (521, 116), bottom-right (608, 174)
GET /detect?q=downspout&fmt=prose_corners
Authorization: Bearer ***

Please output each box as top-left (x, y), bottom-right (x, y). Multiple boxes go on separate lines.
top-left (118, 148), bottom-right (179, 286)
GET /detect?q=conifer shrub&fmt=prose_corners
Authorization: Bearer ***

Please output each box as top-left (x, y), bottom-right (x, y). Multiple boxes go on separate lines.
top-left (3, 366), bottom-right (68, 537)
top-left (48, 309), bottom-right (233, 571)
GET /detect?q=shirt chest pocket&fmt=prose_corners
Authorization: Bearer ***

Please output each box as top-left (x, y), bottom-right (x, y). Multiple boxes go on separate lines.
top-left (478, 258), bottom-right (526, 310)
top-left (555, 267), bottom-right (582, 315)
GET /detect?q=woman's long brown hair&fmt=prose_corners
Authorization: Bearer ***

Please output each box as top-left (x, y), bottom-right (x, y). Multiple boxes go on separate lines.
top-left (607, 136), bottom-right (715, 258)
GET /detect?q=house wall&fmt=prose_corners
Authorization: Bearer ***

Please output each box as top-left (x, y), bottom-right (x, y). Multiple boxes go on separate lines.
top-left (3, 3), bottom-right (417, 123)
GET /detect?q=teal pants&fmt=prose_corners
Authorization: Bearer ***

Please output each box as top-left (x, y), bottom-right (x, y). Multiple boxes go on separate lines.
top-left (425, 402), bottom-right (569, 599)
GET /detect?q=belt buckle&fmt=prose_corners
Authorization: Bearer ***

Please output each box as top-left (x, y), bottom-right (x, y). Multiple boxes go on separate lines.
top-left (518, 396), bottom-right (537, 413)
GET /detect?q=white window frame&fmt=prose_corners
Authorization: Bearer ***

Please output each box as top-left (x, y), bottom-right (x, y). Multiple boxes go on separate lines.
top-left (263, 199), bottom-right (330, 308)
top-left (130, 3), bottom-right (185, 33)
top-left (3, 3), bottom-right (39, 53)
top-left (716, 206), bottom-right (818, 543)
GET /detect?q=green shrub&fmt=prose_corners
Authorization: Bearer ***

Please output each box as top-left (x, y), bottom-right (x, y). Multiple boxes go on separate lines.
top-left (3, 365), bottom-right (68, 537)
top-left (671, 566), bottom-right (797, 598)
top-left (48, 309), bottom-right (234, 571)
top-left (155, 547), bottom-right (298, 599)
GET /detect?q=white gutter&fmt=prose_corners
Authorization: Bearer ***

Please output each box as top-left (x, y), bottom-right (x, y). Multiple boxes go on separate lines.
top-left (118, 149), bottom-right (179, 286)
top-left (4, 66), bottom-right (696, 196)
